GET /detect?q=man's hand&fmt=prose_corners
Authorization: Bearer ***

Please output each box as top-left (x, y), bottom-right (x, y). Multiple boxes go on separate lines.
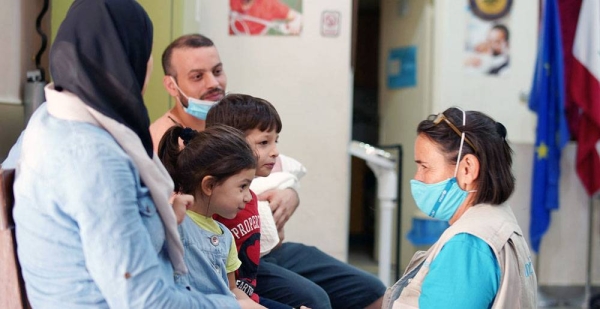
top-left (276, 228), bottom-right (285, 248)
top-left (171, 193), bottom-right (193, 224)
top-left (257, 188), bottom-right (299, 230)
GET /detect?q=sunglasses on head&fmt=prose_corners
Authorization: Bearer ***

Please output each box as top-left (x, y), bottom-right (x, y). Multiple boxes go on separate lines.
top-left (433, 113), bottom-right (477, 152)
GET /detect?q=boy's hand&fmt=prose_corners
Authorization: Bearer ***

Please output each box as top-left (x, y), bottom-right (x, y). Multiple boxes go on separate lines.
top-left (258, 188), bottom-right (299, 230)
top-left (171, 193), bottom-right (193, 224)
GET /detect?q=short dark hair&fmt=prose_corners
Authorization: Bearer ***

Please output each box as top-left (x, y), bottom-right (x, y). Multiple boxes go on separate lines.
top-left (206, 93), bottom-right (282, 133)
top-left (158, 124), bottom-right (256, 196)
top-left (162, 34), bottom-right (215, 77)
top-left (491, 24), bottom-right (509, 45)
top-left (417, 107), bottom-right (515, 205)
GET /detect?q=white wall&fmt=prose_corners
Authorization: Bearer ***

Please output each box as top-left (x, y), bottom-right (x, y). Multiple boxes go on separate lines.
top-left (184, 0), bottom-right (354, 260)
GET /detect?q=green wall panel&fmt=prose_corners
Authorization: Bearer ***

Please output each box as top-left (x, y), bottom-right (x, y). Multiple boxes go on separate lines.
top-left (50, 0), bottom-right (183, 122)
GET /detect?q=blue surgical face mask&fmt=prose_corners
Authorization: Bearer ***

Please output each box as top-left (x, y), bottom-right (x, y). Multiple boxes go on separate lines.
top-left (183, 97), bottom-right (215, 120)
top-left (410, 178), bottom-right (469, 221)
top-left (410, 108), bottom-right (476, 221)
top-left (170, 77), bottom-right (217, 120)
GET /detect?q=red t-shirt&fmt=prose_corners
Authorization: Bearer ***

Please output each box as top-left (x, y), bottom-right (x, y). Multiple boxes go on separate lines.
top-left (229, 0), bottom-right (290, 35)
top-left (214, 191), bottom-right (261, 302)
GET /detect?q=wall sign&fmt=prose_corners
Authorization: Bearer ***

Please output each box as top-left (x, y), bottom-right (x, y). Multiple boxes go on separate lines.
top-left (387, 46), bottom-right (417, 89)
top-left (321, 11), bottom-right (341, 37)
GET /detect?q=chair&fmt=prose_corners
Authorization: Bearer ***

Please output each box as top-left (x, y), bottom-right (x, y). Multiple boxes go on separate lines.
top-left (0, 168), bottom-right (31, 309)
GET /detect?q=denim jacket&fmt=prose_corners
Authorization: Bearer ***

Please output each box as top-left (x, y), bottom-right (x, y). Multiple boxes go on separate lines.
top-left (176, 216), bottom-right (236, 297)
top-left (12, 105), bottom-right (240, 308)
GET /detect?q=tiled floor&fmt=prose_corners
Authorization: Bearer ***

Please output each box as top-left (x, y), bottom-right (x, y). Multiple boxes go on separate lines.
top-left (347, 244), bottom-right (598, 309)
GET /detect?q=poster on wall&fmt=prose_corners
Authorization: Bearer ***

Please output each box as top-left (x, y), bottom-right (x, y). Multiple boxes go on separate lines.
top-left (387, 46), bottom-right (417, 89)
top-left (464, 0), bottom-right (512, 77)
top-left (229, 0), bottom-right (303, 36)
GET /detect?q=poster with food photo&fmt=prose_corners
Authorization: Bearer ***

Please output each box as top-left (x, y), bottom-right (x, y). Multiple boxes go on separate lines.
top-left (229, 0), bottom-right (303, 36)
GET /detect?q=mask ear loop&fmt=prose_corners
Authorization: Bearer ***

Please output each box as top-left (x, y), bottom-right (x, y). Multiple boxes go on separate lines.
top-left (454, 108), bottom-right (467, 177)
top-left (169, 76), bottom-right (191, 107)
top-left (453, 108), bottom-right (477, 193)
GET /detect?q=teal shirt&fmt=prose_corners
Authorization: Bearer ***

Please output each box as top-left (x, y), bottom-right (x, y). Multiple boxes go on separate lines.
top-left (419, 233), bottom-right (501, 309)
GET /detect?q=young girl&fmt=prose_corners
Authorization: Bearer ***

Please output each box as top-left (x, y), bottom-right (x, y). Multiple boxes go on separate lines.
top-left (159, 124), bottom-right (266, 309)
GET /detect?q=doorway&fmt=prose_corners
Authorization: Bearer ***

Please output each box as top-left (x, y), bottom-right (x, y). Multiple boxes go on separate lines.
top-left (348, 0), bottom-right (381, 274)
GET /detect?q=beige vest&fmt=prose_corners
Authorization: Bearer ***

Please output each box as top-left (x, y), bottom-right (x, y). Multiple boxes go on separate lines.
top-left (383, 203), bottom-right (537, 309)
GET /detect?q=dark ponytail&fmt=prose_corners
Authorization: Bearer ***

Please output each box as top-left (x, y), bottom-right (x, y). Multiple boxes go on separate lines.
top-left (158, 126), bottom-right (197, 190)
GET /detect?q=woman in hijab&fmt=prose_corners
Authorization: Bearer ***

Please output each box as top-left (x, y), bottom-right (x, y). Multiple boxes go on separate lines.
top-left (12, 0), bottom-right (258, 308)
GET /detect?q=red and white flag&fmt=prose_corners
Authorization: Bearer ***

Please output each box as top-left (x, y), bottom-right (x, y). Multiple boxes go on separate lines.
top-left (571, 0), bottom-right (600, 196)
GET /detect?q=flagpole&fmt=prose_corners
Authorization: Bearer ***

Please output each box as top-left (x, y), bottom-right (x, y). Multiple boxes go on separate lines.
top-left (582, 195), bottom-right (593, 309)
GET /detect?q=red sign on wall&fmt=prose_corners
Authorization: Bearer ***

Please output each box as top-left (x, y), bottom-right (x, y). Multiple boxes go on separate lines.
top-left (321, 11), bottom-right (341, 37)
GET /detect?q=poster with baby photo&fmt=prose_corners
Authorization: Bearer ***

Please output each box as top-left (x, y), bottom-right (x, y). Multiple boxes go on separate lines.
top-left (464, 0), bottom-right (512, 77)
top-left (229, 0), bottom-right (303, 36)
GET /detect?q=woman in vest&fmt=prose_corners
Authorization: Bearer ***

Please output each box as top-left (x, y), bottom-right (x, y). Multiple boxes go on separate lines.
top-left (384, 107), bottom-right (537, 308)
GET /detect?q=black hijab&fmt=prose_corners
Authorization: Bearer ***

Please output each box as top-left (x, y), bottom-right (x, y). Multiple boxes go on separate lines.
top-left (50, 0), bottom-right (154, 156)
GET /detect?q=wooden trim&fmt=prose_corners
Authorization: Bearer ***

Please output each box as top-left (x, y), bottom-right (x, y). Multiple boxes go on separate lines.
top-left (0, 169), bottom-right (31, 309)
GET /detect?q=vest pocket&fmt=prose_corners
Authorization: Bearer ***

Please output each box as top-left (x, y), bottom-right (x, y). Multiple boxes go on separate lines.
top-left (394, 284), bottom-right (422, 309)
top-left (394, 263), bottom-right (428, 308)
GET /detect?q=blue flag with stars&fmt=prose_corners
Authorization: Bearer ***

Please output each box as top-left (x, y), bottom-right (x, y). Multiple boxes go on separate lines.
top-left (528, 0), bottom-right (570, 253)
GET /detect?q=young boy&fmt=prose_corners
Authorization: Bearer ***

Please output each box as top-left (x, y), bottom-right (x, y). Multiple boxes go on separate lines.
top-left (206, 93), bottom-right (306, 309)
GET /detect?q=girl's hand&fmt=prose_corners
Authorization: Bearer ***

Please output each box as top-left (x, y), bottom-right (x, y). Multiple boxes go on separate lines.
top-left (237, 298), bottom-right (267, 309)
top-left (171, 193), bottom-right (193, 224)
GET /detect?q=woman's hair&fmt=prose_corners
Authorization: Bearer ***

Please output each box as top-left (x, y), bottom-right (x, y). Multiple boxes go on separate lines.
top-left (158, 124), bottom-right (257, 195)
top-left (417, 107), bottom-right (515, 205)
top-left (206, 93), bottom-right (282, 133)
